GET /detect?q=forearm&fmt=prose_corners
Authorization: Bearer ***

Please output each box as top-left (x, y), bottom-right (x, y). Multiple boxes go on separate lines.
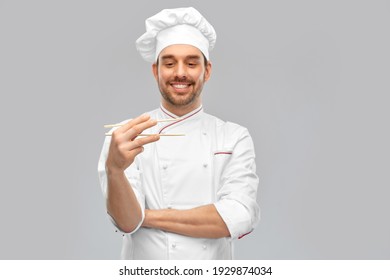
top-left (142, 204), bottom-right (230, 238)
top-left (106, 168), bottom-right (142, 233)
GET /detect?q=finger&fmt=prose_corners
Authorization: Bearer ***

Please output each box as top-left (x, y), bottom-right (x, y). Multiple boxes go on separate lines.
top-left (124, 119), bottom-right (158, 140)
top-left (122, 135), bottom-right (160, 151)
top-left (116, 113), bottom-right (151, 134)
top-left (127, 146), bottom-right (144, 159)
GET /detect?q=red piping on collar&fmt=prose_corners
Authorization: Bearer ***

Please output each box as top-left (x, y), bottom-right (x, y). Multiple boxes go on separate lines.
top-left (160, 105), bottom-right (176, 119)
top-left (159, 106), bottom-right (203, 134)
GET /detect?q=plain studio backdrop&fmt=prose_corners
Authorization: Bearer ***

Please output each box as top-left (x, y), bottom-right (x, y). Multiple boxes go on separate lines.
top-left (0, 0), bottom-right (389, 259)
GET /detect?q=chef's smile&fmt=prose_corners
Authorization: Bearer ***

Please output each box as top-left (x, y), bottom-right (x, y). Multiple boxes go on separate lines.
top-left (170, 82), bottom-right (193, 93)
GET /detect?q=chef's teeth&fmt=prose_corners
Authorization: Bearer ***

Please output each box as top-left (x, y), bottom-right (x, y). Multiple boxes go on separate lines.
top-left (173, 84), bottom-right (189, 88)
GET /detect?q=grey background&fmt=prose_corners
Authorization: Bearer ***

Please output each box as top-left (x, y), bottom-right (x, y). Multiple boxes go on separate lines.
top-left (0, 0), bottom-right (389, 259)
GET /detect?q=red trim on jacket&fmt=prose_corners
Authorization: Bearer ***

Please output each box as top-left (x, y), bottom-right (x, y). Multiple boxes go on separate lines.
top-left (238, 231), bottom-right (253, 239)
top-left (159, 106), bottom-right (203, 134)
top-left (214, 152), bottom-right (233, 155)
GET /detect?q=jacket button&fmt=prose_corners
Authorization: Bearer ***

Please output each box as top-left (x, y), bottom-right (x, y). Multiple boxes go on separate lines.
top-left (203, 245), bottom-right (207, 249)
top-left (203, 163), bottom-right (208, 168)
top-left (162, 164), bottom-right (168, 169)
top-left (172, 243), bottom-right (176, 248)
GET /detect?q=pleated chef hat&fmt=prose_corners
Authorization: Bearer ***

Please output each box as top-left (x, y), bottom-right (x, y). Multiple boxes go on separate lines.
top-left (136, 7), bottom-right (217, 62)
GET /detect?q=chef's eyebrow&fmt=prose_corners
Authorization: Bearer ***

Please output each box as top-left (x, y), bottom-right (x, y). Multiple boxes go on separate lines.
top-left (160, 54), bottom-right (202, 61)
top-left (160, 55), bottom-right (175, 61)
top-left (186, 55), bottom-right (202, 61)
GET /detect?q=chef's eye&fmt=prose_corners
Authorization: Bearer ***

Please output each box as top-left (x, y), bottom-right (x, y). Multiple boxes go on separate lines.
top-left (165, 63), bottom-right (174, 67)
top-left (188, 62), bottom-right (197, 67)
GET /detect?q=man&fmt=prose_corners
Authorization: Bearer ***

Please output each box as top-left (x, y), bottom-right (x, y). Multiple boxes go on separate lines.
top-left (98, 7), bottom-right (260, 259)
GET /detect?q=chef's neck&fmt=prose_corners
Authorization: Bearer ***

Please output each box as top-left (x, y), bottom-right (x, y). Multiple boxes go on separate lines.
top-left (161, 99), bottom-right (202, 117)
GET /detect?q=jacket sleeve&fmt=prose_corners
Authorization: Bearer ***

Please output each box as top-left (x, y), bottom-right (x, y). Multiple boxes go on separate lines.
top-left (213, 125), bottom-right (260, 239)
top-left (97, 133), bottom-right (146, 234)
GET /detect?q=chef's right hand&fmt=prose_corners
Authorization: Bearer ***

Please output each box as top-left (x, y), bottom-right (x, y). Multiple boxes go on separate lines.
top-left (105, 114), bottom-right (160, 173)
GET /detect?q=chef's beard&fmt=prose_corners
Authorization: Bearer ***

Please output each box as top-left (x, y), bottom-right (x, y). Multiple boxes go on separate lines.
top-left (159, 77), bottom-right (204, 107)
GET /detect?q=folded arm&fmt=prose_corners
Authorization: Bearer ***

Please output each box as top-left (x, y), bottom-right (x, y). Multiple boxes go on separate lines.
top-left (142, 204), bottom-right (230, 238)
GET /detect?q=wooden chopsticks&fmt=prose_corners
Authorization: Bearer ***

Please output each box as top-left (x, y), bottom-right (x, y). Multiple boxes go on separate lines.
top-left (103, 118), bottom-right (179, 128)
top-left (103, 118), bottom-right (185, 137)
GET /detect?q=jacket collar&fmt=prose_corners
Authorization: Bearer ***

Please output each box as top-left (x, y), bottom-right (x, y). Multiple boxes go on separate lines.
top-left (159, 104), bottom-right (203, 134)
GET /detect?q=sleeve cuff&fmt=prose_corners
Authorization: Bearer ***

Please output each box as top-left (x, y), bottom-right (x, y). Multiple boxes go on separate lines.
top-left (106, 186), bottom-right (145, 235)
top-left (214, 199), bottom-right (253, 240)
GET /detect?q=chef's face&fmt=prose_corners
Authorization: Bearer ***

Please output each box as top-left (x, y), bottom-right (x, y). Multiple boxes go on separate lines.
top-left (152, 44), bottom-right (212, 109)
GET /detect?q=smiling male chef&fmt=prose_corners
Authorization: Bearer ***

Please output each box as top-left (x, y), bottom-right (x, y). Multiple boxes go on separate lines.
top-left (98, 7), bottom-right (260, 259)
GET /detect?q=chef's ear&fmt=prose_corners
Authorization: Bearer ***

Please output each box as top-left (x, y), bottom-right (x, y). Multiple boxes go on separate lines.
top-left (152, 62), bottom-right (158, 81)
top-left (204, 60), bottom-right (212, 82)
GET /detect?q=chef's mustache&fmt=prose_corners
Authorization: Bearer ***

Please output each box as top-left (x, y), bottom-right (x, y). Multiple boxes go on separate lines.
top-left (169, 77), bottom-right (195, 84)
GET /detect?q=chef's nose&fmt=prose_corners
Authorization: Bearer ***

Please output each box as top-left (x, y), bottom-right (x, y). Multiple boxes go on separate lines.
top-left (175, 61), bottom-right (187, 78)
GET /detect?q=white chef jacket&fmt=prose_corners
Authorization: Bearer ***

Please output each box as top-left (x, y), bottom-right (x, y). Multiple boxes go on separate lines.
top-left (98, 105), bottom-right (260, 259)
